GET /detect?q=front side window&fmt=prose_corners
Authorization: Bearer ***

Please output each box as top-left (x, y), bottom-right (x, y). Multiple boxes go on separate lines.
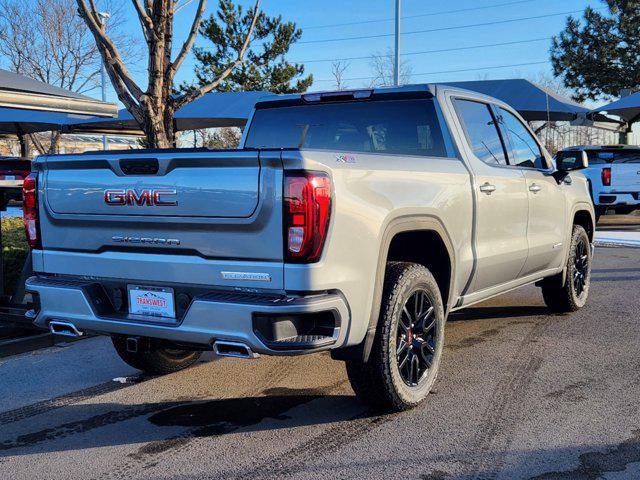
top-left (454, 99), bottom-right (507, 166)
top-left (498, 108), bottom-right (546, 169)
top-left (245, 99), bottom-right (447, 157)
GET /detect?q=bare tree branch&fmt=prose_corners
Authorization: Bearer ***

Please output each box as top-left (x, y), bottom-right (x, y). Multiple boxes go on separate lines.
top-left (174, 0), bottom-right (194, 13)
top-left (27, 133), bottom-right (47, 155)
top-left (132, 0), bottom-right (154, 41)
top-left (76, 0), bottom-right (144, 99)
top-left (331, 61), bottom-right (349, 90)
top-left (169, 0), bottom-right (206, 76)
top-left (369, 48), bottom-right (412, 87)
top-left (0, 0), bottom-right (140, 155)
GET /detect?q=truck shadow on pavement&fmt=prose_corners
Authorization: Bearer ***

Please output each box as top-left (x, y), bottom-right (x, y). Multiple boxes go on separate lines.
top-left (0, 386), bottom-right (372, 457)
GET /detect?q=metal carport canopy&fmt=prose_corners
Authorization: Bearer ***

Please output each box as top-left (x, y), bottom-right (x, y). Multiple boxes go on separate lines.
top-left (441, 78), bottom-right (589, 122)
top-left (0, 69), bottom-right (117, 119)
top-left (65, 91), bottom-right (270, 134)
top-left (591, 92), bottom-right (640, 124)
top-left (0, 108), bottom-right (99, 135)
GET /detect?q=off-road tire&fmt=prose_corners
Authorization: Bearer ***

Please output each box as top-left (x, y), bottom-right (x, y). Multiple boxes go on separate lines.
top-left (345, 262), bottom-right (445, 412)
top-left (541, 225), bottom-right (592, 313)
top-left (111, 336), bottom-right (202, 375)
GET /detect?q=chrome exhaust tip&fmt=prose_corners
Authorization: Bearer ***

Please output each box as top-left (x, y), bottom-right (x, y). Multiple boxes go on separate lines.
top-left (49, 321), bottom-right (84, 338)
top-left (213, 340), bottom-right (259, 359)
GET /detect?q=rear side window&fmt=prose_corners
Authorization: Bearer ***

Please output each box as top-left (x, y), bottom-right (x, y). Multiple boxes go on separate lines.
top-left (454, 99), bottom-right (507, 166)
top-left (587, 150), bottom-right (640, 164)
top-left (245, 99), bottom-right (448, 157)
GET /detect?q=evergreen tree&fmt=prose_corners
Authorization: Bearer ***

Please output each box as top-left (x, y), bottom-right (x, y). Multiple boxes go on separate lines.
top-left (192, 0), bottom-right (312, 94)
top-left (551, 1), bottom-right (640, 102)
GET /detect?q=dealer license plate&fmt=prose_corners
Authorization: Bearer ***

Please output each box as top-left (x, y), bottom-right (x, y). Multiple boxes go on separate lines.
top-left (128, 285), bottom-right (176, 319)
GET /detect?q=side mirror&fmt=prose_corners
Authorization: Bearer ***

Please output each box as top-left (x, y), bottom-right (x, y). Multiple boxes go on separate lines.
top-left (553, 151), bottom-right (589, 183)
top-left (557, 150), bottom-right (589, 172)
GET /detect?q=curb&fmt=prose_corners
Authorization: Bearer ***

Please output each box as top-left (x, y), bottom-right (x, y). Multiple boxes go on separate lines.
top-left (0, 332), bottom-right (86, 359)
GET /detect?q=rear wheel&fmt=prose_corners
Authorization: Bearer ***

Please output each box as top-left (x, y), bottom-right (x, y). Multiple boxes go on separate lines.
top-left (541, 225), bottom-right (592, 313)
top-left (111, 336), bottom-right (202, 375)
top-left (345, 262), bottom-right (445, 412)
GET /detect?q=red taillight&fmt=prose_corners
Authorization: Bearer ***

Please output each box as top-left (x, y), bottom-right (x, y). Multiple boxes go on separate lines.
top-left (22, 172), bottom-right (40, 249)
top-left (601, 167), bottom-right (611, 186)
top-left (283, 171), bottom-right (332, 263)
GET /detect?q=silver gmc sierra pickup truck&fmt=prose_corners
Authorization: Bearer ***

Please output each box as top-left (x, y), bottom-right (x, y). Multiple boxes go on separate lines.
top-left (24, 85), bottom-right (594, 411)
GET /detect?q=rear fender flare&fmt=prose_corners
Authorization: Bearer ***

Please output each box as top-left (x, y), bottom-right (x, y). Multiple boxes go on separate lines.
top-left (360, 215), bottom-right (456, 362)
top-left (561, 202), bottom-right (595, 285)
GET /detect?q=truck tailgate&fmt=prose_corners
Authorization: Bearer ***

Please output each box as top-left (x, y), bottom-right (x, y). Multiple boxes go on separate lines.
top-left (611, 163), bottom-right (640, 190)
top-left (36, 149), bottom-right (284, 288)
top-left (45, 150), bottom-right (259, 217)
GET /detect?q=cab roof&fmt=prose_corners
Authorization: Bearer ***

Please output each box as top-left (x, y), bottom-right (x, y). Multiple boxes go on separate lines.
top-left (254, 83), bottom-right (507, 111)
top-left (561, 145), bottom-right (640, 151)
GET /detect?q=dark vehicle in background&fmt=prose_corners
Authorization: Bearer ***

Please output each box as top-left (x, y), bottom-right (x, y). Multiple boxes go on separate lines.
top-left (0, 156), bottom-right (30, 204)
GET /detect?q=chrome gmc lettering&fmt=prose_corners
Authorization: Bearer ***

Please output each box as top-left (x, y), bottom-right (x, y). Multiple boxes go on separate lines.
top-left (104, 189), bottom-right (177, 206)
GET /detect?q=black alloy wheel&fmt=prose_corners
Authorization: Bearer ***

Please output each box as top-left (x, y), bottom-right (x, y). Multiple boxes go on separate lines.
top-left (573, 237), bottom-right (589, 297)
top-left (396, 289), bottom-right (437, 387)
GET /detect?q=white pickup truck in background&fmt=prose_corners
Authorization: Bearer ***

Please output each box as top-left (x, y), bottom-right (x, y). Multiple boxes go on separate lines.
top-left (557, 145), bottom-right (640, 220)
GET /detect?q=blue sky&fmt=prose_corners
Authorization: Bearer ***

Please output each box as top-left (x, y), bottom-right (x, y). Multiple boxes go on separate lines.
top-left (112, 0), bottom-right (600, 103)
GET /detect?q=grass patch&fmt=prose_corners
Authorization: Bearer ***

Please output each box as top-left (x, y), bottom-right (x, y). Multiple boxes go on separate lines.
top-left (1, 216), bottom-right (28, 297)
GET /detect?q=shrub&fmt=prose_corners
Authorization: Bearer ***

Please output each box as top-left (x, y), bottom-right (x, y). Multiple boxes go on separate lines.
top-left (1, 216), bottom-right (28, 297)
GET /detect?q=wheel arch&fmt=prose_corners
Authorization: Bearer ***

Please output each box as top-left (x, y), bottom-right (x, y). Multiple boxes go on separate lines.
top-left (332, 215), bottom-right (456, 362)
top-left (553, 204), bottom-right (595, 287)
top-left (573, 208), bottom-right (595, 243)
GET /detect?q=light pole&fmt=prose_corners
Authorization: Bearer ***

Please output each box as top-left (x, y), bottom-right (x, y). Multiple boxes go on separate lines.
top-left (394, 0), bottom-right (401, 86)
top-left (97, 11), bottom-right (110, 151)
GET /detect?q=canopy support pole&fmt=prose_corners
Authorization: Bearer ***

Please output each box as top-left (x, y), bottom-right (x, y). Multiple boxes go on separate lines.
top-left (15, 125), bottom-right (30, 159)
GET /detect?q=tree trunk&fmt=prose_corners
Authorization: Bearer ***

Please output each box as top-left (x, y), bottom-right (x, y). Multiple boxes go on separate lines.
top-left (49, 131), bottom-right (61, 154)
top-left (144, 120), bottom-right (172, 149)
top-left (141, 99), bottom-right (174, 148)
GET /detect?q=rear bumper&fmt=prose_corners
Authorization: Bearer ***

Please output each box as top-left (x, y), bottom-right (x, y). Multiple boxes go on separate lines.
top-left (597, 191), bottom-right (640, 207)
top-left (25, 276), bottom-right (350, 356)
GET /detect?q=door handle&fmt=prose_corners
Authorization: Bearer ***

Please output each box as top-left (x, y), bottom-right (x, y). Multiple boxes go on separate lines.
top-left (529, 183), bottom-right (542, 193)
top-left (479, 182), bottom-right (497, 195)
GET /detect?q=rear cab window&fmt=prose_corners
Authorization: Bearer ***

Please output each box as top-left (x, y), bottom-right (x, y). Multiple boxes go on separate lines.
top-left (245, 98), bottom-right (448, 157)
top-left (587, 150), bottom-right (640, 164)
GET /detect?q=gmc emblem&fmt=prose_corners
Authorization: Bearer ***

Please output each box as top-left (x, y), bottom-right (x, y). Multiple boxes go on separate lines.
top-left (104, 189), bottom-right (178, 206)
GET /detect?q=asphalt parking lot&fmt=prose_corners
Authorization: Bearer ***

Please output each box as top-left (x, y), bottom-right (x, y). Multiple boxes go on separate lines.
top-left (1, 246), bottom-right (639, 480)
